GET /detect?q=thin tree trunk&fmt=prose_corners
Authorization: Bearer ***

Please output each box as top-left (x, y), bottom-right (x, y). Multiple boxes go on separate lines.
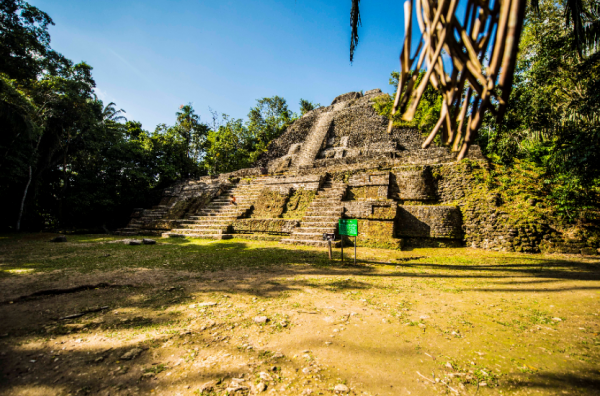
top-left (17, 166), bottom-right (32, 231)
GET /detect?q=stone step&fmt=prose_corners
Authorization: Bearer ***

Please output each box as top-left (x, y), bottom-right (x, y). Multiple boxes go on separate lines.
top-left (295, 227), bottom-right (336, 234)
top-left (301, 221), bottom-right (338, 227)
top-left (178, 219), bottom-right (231, 225)
top-left (213, 197), bottom-right (257, 203)
top-left (190, 214), bottom-right (238, 219)
top-left (180, 223), bottom-right (228, 228)
top-left (306, 205), bottom-right (342, 210)
top-left (169, 228), bottom-right (225, 235)
top-left (162, 232), bottom-right (233, 240)
top-left (208, 201), bottom-right (233, 207)
top-left (302, 210), bottom-right (342, 221)
top-left (144, 213), bottom-right (166, 217)
top-left (303, 214), bottom-right (341, 219)
top-left (317, 187), bottom-right (345, 191)
top-left (199, 208), bottom-right (249, 214)
top-left (311, 197), bottom-right (342, 205)
top-left (289, 232), bottom-right (329, 241)
top-left (313, 194), bottom-right (344, 199)
top-left (304, 211), bottom-right (342, 217)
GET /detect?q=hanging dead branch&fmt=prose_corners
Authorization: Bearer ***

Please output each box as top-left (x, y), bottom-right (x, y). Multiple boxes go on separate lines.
top-left (387, 0), bottom-right (527, 159)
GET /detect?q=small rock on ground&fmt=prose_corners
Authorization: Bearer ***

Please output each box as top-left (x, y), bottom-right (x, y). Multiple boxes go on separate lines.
top-left (254, 316), bottom-right (269, 324)
top-left (257, 382), bottom-right (267, 392)
top-left (120, 348), bottom-right (143, 360)
top-left (142, 238), bottom-right (156, 245)
top-left (50, 235), bottom-right (67, 242)
top-left (334, 384), bottom-right (350, 393)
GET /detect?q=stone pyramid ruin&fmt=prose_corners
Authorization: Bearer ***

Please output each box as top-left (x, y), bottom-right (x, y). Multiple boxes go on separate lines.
top-left (118, 89), bottom-right (568, 253)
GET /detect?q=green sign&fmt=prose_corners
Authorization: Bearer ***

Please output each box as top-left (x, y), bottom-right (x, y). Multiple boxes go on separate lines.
top-left (339, 219), bottom-right (358, 236)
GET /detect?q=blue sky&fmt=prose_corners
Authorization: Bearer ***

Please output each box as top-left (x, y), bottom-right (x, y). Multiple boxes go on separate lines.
top-left (30, 0), bottom-right (408, 130)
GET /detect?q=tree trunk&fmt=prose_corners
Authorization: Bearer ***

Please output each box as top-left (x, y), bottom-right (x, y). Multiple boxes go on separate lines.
top-left (16, 166), bottom-right (32, 231)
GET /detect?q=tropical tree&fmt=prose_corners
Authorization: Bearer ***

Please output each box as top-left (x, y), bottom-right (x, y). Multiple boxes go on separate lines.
top-left (175, 103), bottom-right (209, 162)
top-left (299, 98), bottom-right (321, 116)
top-left (101, 101), bottom-right (127, 124)
top-left (203, 114), bottom-right (252, 174)
top-left (246, 96), bottom-right (295, 162)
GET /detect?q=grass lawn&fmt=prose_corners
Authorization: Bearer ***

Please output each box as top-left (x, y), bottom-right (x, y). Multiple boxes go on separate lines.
top-left (0, 233), bottom-right (599, 395)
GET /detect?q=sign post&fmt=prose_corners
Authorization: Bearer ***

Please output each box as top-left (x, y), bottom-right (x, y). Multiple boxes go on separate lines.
top-left (338, 219), bottom-right (358, 264)
top-left (322, 233), bottom-right (335, 260)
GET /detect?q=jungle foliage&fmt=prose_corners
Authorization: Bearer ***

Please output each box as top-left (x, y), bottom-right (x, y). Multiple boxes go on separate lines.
top-left (0, 0), bottom-right (313, 231)
top-left (373, 0), bottom-right (599, 223)
top-left (478, 0), bottom-right (600, 222)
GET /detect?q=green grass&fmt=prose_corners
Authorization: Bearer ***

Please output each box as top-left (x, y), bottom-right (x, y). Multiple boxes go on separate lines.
top-left (1, 233), bottom-right (600, 395)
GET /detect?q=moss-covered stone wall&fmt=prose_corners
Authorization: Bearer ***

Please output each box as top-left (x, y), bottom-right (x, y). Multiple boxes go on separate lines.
top-left (343, 220), bottom-right (402, 250)
top-left (345, 186), bottom-right (382, 201)
top-left (251, 188), bottom-right (290, 218)
top-left (282, 188), bottom-right (315, 219)
top-left (232, 219), bottom-right (299, 235)
top-left (432, 160), bottom-right (598, 253)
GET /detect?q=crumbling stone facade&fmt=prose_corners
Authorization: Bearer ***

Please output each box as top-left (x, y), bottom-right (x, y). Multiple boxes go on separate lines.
top-left (117, 90), bottom-right (596, 255)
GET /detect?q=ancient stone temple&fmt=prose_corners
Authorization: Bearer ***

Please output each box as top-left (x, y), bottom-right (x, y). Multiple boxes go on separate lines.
top-left (118, 89), bottom-right (577, 253)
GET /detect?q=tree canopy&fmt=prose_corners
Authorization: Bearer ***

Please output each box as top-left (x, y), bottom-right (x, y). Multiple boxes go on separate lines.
top-left (0, 0), bottom-right (312, 232)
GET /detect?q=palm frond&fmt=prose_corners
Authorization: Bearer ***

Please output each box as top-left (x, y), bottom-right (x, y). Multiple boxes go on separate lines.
top-left (350, 0), bottom-right (361, 63)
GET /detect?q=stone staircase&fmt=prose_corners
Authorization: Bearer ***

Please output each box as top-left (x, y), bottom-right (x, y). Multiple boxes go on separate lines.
top-left (293, 104), bottom-right (342, 167)
top-left (281, 177), bottom-right (347, 247)
top-left (162, 181), bottom-right (265, 239)
top-left (118, 205), bottom-right (171, 236)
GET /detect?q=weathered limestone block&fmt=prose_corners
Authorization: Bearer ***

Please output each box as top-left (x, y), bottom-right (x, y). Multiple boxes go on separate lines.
top-left (392, 168), bottom-right (436, 200)
top-left (396, 205), bottom-right (462, 239)
top-left (346, 186), bottom-right (381, 201)
top-left (344, 171), bottom-right (390, 201)
top-left (232, 219), bottom-right (299, 235)
top-left (348, 172), bottom-right (390, 187)
top-left (263, 175), bottom-right (322, 191)
top-left (343, 201), bottom-right (397, 220)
